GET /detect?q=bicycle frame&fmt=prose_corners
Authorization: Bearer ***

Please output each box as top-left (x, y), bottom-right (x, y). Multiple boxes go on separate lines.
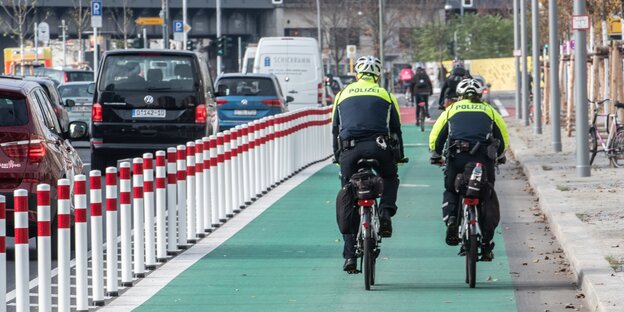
top-left (356, 199), bottom-right (380, 249)
top-left (459, 197), bottom-right (482, 243)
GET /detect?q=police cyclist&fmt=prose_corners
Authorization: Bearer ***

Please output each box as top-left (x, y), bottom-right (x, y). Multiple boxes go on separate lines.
top-left (438, 62), bottom-right (472, 110)
top-left (428, 78), bottom-right (509, 261)
top-left (332, 55), bottom-right (405, 272)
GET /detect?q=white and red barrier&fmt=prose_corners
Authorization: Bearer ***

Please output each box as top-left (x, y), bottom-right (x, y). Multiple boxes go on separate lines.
top-left (3, 107), bottom-right (333, 312)
top-left (37, 184), bottom-right (51, 311)
top-left (90, 170), bottom-right (105, 306)
top-left (0, 196), bottom-right (5, 312)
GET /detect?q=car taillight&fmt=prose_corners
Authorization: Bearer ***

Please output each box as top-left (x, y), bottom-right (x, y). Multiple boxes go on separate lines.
top-left (261, 99), bottom-right (282, 107)
top-left (195, 104), bottom-right (207, 124)
top-left (63, 72), bottom-right (69, 83)
top-left (216, 99), bottom-right (228, 106)
top-left (482, 89), bottom-right (489, 94)
top-left (0, 136), bottom-right (47, 163)
top-left (317, 83), bottom-right (323, 104)
top-left (92, 102), bottom-right (102, 122)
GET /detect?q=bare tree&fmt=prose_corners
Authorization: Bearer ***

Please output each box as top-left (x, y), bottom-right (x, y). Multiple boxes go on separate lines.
top-left (109, 0), bottom-right (134, 49)
top-left (0, 0), bottom-right (37, 60)
top-left (71, 0), bottom-right (91, 62)
top-left (319, 0), bottom-right (360, 75)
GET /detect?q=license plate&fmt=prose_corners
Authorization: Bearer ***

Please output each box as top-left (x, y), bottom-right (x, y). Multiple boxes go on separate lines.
top-left (234, 110), bottom-right (256, 116)
top-left (132, 109), bottom-right (166, 118)
top-left (72, 106), bottom-right (90, 112)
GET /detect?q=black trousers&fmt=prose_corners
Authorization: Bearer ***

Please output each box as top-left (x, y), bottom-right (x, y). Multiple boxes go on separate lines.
top-left (443, 152), bottom-right (499, 244)
top-left (339, 140), bottom-right (399, 259)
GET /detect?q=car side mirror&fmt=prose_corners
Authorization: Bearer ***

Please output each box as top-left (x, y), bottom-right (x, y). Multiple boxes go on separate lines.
top-left (69, 121), bottom-right (88, 140)
top-left (87, 83), bottom-right (96, 94)
top-left (65, 99), bottom-right (75, 107)
top-left (286, 96), bottom-right (294, 103)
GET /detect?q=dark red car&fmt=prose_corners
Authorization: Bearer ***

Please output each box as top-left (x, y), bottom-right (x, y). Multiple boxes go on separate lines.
top-left (0, 78), bottom-right (87, 240)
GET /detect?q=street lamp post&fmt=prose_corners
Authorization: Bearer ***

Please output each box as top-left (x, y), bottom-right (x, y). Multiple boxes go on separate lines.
top-left (316, 0), bottom-right (321, 54)
top-left (573, 0), bottom-right (589, 177)
top-left (378, 0), bottom-right (384, 85)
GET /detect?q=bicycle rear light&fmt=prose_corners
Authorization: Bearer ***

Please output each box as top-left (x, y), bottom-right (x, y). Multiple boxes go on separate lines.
top-left (463, 198), bottom-right (479, 205)
top-left (357, 199), bottom-right (375, 207)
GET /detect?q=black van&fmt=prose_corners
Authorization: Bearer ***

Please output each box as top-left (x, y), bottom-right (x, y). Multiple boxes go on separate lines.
top-left (90, 49), bottom-right (217, 170)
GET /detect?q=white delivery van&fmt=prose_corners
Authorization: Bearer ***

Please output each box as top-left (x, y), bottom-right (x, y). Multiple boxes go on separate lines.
top-left (241, 44), bottom-right (256, 73)
top-left (253, 37), bottom-right (325, 108)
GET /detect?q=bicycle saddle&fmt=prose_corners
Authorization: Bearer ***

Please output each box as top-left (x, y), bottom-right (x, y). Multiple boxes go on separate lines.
top-left (357, 159), bottom-right (379, 169)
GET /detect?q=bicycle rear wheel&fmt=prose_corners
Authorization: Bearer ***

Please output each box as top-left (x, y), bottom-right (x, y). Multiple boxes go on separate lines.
top-left (363, 237), bottom-right (374, 290)
top-left (589, 128), bottom-right (598, 166)
top-left (608, 130), bottom-right (624, 167)
top-left (466, 234), bottom-right (478, 288)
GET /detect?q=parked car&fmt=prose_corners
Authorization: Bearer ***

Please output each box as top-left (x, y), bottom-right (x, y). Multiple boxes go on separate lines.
top-left (0, 75), bottom-right (70, 134)
top-left (58, 82), bottom-right (93, 138)
top-left (329, 76), bottom-right (344, 94)
top-left (33, 67), bottom-right (94, 87)
top-left (0, 78), bottom-right (87, 245)
top-left (214, 73), bottom-right (291, 131)
top-left (472, 75), bottom-right (492, 104)
top-left (90, 49), bottom-right (218, 170)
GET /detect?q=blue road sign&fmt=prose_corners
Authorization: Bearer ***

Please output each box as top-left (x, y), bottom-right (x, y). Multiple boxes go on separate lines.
top-left (173, 20), bottom-right (184, 33)
top-left (91, 0), bottom-right (102, 16)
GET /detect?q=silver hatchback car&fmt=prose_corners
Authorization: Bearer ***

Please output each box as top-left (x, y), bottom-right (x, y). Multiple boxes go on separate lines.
top-left (58, 81), bottom-right (93, 137)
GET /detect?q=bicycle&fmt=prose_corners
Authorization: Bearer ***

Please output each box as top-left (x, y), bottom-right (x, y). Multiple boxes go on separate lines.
top-left (588, 99), bottom-right (624, 167)
top-left (350, 159), bottom-right (384, 290)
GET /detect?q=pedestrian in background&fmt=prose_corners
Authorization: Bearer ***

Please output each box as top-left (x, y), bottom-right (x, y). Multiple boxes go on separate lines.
top-left (410, 66), bottom-right (433, 122)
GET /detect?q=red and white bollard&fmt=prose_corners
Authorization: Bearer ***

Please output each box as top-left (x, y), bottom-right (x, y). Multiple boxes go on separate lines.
top-left (236, 125), bottom-right (245, 210)
top-left (247, 122), bottom-right (256, 203)
top-left (176, 145), bottom-right (188, 247)
top-left (105, 167), bottom-right (119, 296)
top-left (74, 174), bottom-right (89, 311)
top-left (37, 184), bottom-right (51, 311)
top-left (240, 124), bottom-right (251, 206)
top-left (267, 116), bottom-right (276, 188)
top-left (216, 133), bottom-right (226, 222)
top-left (89, 170), bottom-right (105, 306)
top-left (274, 116), bottom-right (284, 184)
top-left (230, 128), bottom-right (240, 214)
top-left (185, 142), bottom-right (197, 243)
top-left (223, 130), bottom-right (233, 218)
top-left (253, 120), bottom-right (263, 198)
top-left (209, 135), bottom-right (219, 227)
top-left (155, 151), bottom-right (167, 262)
top-left (194, 139), bottom-right (205, 237)
top-left (166, 148), bottom-right (178, 254)
top-left (119, 162), bottom-right (133, 287)
top-left (0, 196), bottom-right (5, 312)
top-left (56, 179), bottom-right (71, 312)
top-left (202, 137), bottom-right (212, 233)
top-left (13, 189), bottom-right (28, 312)
top-left (143, 153), bottom-right (156, 269)
top-left (133, 158), bottom-right (146, 277)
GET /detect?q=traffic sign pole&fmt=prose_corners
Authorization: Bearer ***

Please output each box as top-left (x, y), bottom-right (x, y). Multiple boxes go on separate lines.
top-left (92, 0), bottom-right (102, 79)
top-left (183, 0), bottom-right (188, 50)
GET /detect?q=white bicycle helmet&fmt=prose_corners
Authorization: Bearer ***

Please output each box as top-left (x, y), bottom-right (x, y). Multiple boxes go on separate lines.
top-left (354, 55), bottom-right (382, 77)
top-left (456, 78), bottom-right (484, 96)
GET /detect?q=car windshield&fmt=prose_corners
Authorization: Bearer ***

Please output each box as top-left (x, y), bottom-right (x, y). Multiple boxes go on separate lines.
top-left (216, 77), bottom-right (277, 96)
top-left (0, 93), bottom-right (28, 126)
top-left (99, 54), bottom-right (198, 92)
top-left (58, 84), bottom-right (91, 98)
top-left (67, 71), bottom-right (94, 82)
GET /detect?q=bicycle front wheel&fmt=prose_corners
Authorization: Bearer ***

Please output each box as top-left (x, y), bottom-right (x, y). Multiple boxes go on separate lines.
top-left (466, 234), bottom-right (478, 288)
top-left (363, 237), bottom-right (374, 290)
top-left (608, 130), bottom-right (624, 167)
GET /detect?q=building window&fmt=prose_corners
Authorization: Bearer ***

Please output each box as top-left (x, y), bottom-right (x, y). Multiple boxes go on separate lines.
top-left (328, 27), bottom-right (360, 50)
top-left (285, 28), bottom-right (318, 38)
top-left (399, 28), bottom-right (414, 50)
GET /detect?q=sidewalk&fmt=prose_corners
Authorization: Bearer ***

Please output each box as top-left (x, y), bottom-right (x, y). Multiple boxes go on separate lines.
top-left (506, 118), bottom-right (624, 312)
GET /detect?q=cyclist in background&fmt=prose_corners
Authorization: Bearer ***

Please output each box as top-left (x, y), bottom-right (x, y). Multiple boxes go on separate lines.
top-left (332, 55), bottom-right (404, 272)
top-left (438, 63), bottom-right (472, 110)
top-left (399, 65), bottom-right (414, 104)
top-left (428, 78), bottom-right (508, 261)
top-left (410, 66), bottom-right (433, 122)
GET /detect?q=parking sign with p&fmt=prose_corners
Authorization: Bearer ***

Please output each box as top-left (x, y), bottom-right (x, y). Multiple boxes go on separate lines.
top-left (91, 0), bottom-right (102, 28)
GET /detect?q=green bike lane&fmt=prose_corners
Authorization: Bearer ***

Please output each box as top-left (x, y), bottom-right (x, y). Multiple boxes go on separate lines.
top-left (133, 126), bottom-right (517, 312)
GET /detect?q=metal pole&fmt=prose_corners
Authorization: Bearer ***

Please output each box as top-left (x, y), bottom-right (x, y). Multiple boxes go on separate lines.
top-left (460, 2), bottom-right (464, 16)
top-left (183, 0), bottom-right (187, 50)
top-left (94, 26), bottom-right (98, 77)
top-left (573, 0), bottom-right (589, 177)
top-left (162, 0), bottom-right (169, 48)
top-left (378, 0), bottom-right (384, 82)
top-left (143, 27), bottom-right (147, 49)
top-left (238, 36), bottom-right (242, 72)
top-left (61, 19), bottom-right (67, 67)
top-left (35, 23), bottom-right (39, 66)
top-left (549, 0), bottom-right (561, 152)
top-left (520, 0), bottom-right (529, 126)
top-left (216, 0), bottom-right (222, 74)
top-left (531, 0), bottom-right (541, 134)
top-left (514, 0), bottom-right (521, 119)
top-left (316, 0), bottom-right (321, 54)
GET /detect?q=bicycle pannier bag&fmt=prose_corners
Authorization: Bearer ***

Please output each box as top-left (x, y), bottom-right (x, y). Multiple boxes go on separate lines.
top-left (350, 170), bottom-right (384, 200)
top-left (336, 183), bottom-right (359, 234)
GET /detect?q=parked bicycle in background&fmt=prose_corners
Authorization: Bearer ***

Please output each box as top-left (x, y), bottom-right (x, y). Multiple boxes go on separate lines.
top-left (588, 99), bottom-right (624, 167)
